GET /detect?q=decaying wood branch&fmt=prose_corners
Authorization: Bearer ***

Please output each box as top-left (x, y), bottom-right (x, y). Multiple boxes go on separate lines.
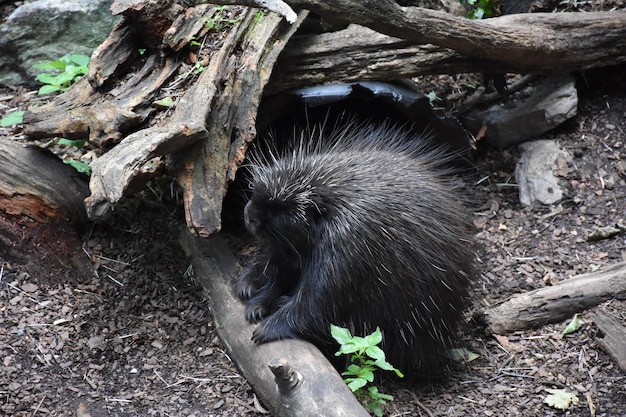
top-left (266, 25), bottom-right (511, 94)
top-left (591, 311), bottom-right (626, 372)
top-left (482, 261), bottom-right (626, 335)
top-left (284, 0), bottom-right (626, 72)
top-left (179, 230), bottom-right (370, 417)
top-left (171, 9), bottom-right (308, 236)
top-left (80, 5), bottom-right (307, 234)
top-left (184, 0), bottom-right (626, 72)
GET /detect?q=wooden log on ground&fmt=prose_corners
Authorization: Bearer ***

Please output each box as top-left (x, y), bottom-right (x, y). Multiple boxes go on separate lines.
top-left (591, 311), bottom-right (626, 372)
top-left (0, 139), bottom-right (91, 279)
top-left (20, 0), bottom-right (626, 237)
top-left (179, 230), bottom-right (369, 417)
top-left (482, 261), bottom-right (626, 335)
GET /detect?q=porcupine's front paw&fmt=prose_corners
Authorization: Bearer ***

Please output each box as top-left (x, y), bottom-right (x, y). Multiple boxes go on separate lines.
top-left (244, 300), bottom-right (271, 323)
top-left (251, 312), bottom-right (298, 344)
top-left (233, 266), bottom-right (263, 300)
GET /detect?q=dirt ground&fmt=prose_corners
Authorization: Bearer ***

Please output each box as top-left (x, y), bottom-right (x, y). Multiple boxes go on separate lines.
top-left (2, 3), bottom-right (626, 417)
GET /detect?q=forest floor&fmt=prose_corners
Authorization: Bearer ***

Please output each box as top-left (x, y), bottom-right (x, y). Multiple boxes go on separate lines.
top-left (2, 3), bottom-right (626, 417)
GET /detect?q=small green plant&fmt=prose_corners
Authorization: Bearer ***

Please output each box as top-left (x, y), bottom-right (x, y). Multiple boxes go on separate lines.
top-left (188, 36), bottom-right (202, 49)
top-left (331, 325), bottom-right (403, 417)
top-left (57, 138), bottom-right (92, 174)
top-left (460, 0), bottom-right (499, 19)
top-left (33, 54), bottom-right (90, 95)
top-left (0, 110), bottom-right (24, 127)
top-left (204, 6), bottom-right (240, 31)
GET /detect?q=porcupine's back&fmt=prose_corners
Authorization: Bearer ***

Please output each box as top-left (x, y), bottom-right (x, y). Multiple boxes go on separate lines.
top-left (247, 123), bottom-right (477, 373)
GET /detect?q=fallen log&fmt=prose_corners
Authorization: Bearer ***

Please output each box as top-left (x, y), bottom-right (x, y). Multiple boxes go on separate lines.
top-left (185, 0), bottom-right (626, 72)
top-left (0, 139), bottom-right (91, 279)
top-left (84, 7), bottom-right (307, 235)
top-left (482, 261), bottom-right (626, 335)
top-left (179, 230), bottom-right (370, 417)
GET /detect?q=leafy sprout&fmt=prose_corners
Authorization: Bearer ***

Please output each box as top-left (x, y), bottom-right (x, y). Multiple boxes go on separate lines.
top-left (34, 54), bottom-right (90, 95)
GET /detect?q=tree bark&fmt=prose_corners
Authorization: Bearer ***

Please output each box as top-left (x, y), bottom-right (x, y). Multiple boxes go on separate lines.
top-left (482, 261), bottom-right (626, 335)
top-left (0, 139), bottom-right (91, 279)
top-left (179, 230), bottom-right (370, 417)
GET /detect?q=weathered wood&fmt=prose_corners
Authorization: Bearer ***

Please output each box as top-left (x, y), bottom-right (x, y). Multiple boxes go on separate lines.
top-left (179, 230), bottom-right (370, 417)
top-left (283, 1), bottom-right (626, 72)
top-left (591, 311), bottom-right (626, 372)
top-left (85, 8), bottom-right (307, 232)
top-left (482, 261), bottom-right (626, 335)
top-left (266, 25), bottom-right (510, 94)
top-left (171, 9), bottom-right (308, 237)
top-left (22, 2), bottom-right (212, 147)
top-left (0, 139), bottom-right (91, 279)
top-left (184, 0), bottom-right (626, 73)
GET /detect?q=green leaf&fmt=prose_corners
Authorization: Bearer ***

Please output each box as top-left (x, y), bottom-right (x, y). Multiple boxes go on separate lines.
top-left (34, 59), bottom-right (66, 71)
top-left (63, 159), bottom-right (91, 174)
top-left (346, 377), bottom-right (368, 392)
top-left (364, 345), bottom-right (385, 362)
top-left (363, 327), bottom-right (383, 346)
top-left (36, 73), bottom-right (61, 85)
top-left (38, 84), bottom-right (61, 95)
top-left (561, 313), bottom-right (583, 337)
top-left (331, 325), bottom-right (353, 347)
top-left (68, 53), bottom-right (90, 67)
top-left (58, 138), bottom-right (86, 148)
top-left (368, 386), bottom-right (393, 401)
top-left (154, 97), bottom-right (174, 108)
top-left (0, 110), bottom-right (24, 127)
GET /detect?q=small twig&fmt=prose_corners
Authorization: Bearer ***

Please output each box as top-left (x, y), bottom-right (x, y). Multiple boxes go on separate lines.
top-left (4, 281), bottom-right (49, 308)
top-left (106, 274), bottom-right (124, 286)
top-left (31, 395), bottom-right (46, 417)
top-left (97, 255), bottom-right (131, 266)
top-left (407, 390), bottom-right (435, 417)
top-left (153, 369), bottom-right (170, 386)
top-left (105, 397), bottom-right (133, 403)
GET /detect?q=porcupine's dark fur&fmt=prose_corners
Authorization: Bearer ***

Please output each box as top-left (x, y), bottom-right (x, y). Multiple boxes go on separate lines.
top-left (233, 122), bottom-right (478, 375)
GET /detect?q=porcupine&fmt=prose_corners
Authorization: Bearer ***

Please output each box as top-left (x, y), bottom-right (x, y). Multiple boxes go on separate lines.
top-left (233, 122), bottom-right (477, 374)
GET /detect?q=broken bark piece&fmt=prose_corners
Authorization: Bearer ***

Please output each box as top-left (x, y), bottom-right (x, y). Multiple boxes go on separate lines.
top-left (0, 139), bottom-right (91, 279)
top-left (482, 261), bottom-right (626, 334)
top-left (85, 123), bottom-right (207, 220)
top-left (179, 230), bottom-right (370, 417)
top-left (173, 9), bottom-right (307, 237)
top-left (591, 311), bottom-right (626, 372)
top-left (22, 1), bottom-right (209, 147)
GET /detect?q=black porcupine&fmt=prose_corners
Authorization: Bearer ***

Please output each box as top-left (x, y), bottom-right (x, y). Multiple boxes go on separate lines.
top-left (234, 122), bottom-right (477, 374)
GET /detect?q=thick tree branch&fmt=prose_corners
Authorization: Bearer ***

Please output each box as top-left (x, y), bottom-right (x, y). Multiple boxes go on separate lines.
top-left (188, 0), bottom-right (626, 73)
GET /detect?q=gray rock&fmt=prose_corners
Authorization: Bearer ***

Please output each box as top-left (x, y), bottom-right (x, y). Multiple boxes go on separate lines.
top-left (464, 75), bottom-right (578, 148)
top-left (515, 139), bottom-right (571, 206)
top-left (0, 0), bottom-right (119, 86)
